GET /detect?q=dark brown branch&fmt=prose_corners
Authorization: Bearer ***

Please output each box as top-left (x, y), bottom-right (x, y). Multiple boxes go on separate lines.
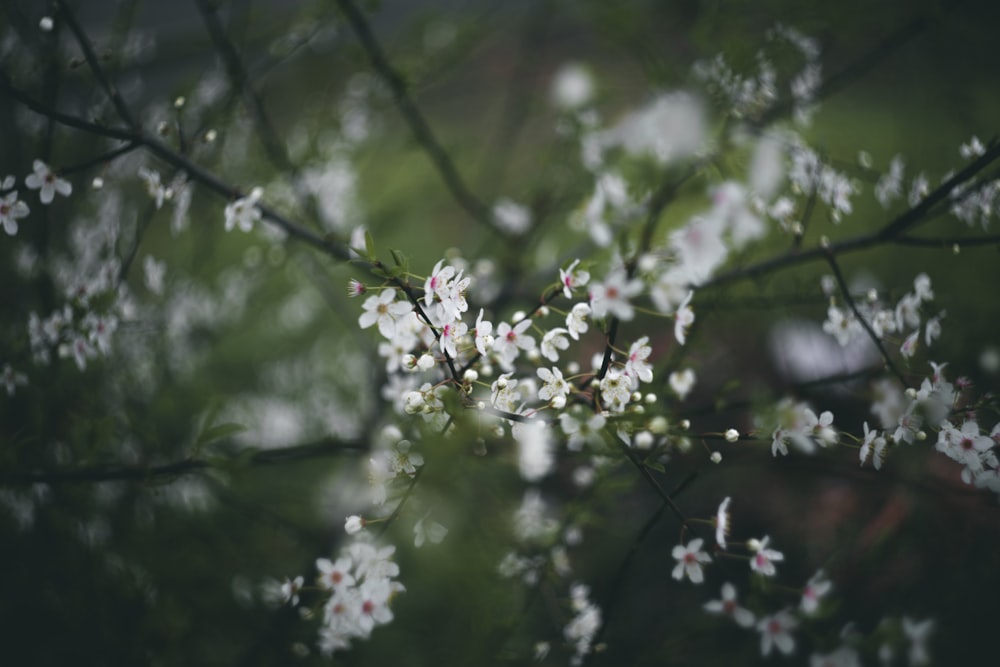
top-left (0, 437), bottom-right (365, 487)
top-left (54, 0), bottom-right (138, 129)
top-left (700, 138), bottom-right (1000, 291)
top-left (823, 250), bottom-right (906, 384)
top-left (333, 0), bottom-right (498, 234)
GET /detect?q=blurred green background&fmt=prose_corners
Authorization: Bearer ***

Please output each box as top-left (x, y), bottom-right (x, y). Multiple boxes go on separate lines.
top-left (2, 0), bottom-right (1000, 665)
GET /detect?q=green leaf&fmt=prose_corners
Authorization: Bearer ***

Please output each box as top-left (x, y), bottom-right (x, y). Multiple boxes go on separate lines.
top-left (390, 248), bottom-right (409, 270)
top-left (195, 422), bottom-right (247, 448)
top-left (365, 230), bottom-right (376, 260)
top-left (643, 459), bottom-right (665, 473)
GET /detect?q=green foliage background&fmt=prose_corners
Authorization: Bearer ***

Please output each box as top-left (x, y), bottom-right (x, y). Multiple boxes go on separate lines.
top-left (2, 0), bottom-right (1000, 665)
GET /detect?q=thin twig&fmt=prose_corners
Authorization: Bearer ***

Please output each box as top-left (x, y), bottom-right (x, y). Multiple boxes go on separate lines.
top-left (333, 0), bottom-right (498, 234)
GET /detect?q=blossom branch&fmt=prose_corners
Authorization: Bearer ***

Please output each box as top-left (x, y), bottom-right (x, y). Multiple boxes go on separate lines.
top-left (701, 137), bottom-right (1000, 291)
top-left (0, 437), bottom-right (365, 487)
top-left (822, 249), bottom-right (906, 384)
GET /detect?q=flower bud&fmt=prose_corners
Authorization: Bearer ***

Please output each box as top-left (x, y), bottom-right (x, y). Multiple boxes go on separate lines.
top-left (634, 431), bottom-right (654, 450)
top-left (725, 428), bottom-right (740, 442)
top-left (679, 419), bottom-right (691, 430)
top-left (401, 354), bottom-right (418, 371)
top-left (404, 391), bottom-right (424, 414)
top-left (417, 354), bottom-right (436, 371)
top-left (344, 515), bottom-right (365, 535)
top-left (710, 451), bottom-right (722, 464)
top-left (551, 395), bottom-right (567, 409)
top-left (649, 416), bottom-right (668, 434)
top-left (463, 369), bottom-right (479, 383)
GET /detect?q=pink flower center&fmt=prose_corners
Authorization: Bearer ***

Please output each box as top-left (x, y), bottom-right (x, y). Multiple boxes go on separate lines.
top-left (362, 600), bottom-right (375, 615)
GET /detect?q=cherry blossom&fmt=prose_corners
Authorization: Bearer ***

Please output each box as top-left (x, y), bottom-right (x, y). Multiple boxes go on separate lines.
top-left (715, 497), bottom-right (731, 549)
top-left (559, 259), bottom-right (590, 298)
top-left (749, 535), bottom-right (784, 577)
top-left (358, 289), bottom-right (413, 340)
top-left (703, 582), bottom-right (754, 627)
top-left (757, 609), bottom-right (797, 656)
top-left (589, 268), bottom-right (642, 320)
top-left (624, 336), bottom-right (653, 385)
top-left (674, 291), bottom-right (695, 345)
top-left (0, 187), bottom-right (30, 235)
top-left (801, 570), bottom-right (832, 615)
top-left (537, 366), bottom-right (570, 403)
top-left (566, 302), bottom-right (591, 340)
top-left (224, 187), bottom-right (262, 232)
top-left (25, 160), bottom-right (72, 204)
top-left (672, 538), bottom-right (712, 583)
top-left (540, 327), bottom-right (570, 362)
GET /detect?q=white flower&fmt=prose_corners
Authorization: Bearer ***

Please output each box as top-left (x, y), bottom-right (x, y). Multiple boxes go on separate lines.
top-left (757, 609), bottom-right (797, 656)
top-left (143, 255), bottom-right (166, 295)
top-left (493, 318), bottom-right (535, 370)
top-left (550, 63), bottom-right (594, 110)
top-left (566, 302), bottom-right (591, 340)
top-left (139, 166), bottom-right (168, 209)
top-left (559, 259), bottom-right (590, 299)
top-left (513, 420), bottom-right (554, 482)
top-left (316, 556), bottom-right (356, 591)
top-left (224, 187), bottom-right (262, 232)
top-left (749, 535), bottom-right (784, 577)
top-left (859, 421), bottom-right (887, 470)
top-left (800, 570), bottom-right (832, 615)
top-left (704, 582), bottom-right (754, 627)
top-left (344, 515), bottom-right (365, 535)
top-left (358, 288), bottom-right (413, 340)
top-left (960, 135), bottom-right (985, 159)
top-left (599, 369), bottom-right (631, 412)
top-left (474, 308), bottom-right (494, 356)
top-left (671, 538), bottom-right (712, 583)
top-left (560, 412), bottom-right (606, 451)
top-left (540, 327), bottom-right (570, 362)
top-left (279, 575), bottom-right (304, 606)
top-left (589, 268), bottom-right (642, 321)
top-left (438, 320), bottom-right (468, 359)
top-left (413, 514), bottom-right (448, 548)
top-left (674, 291), bottom-right (695, 345)
top-left (715, 497), bottom-right (731, 548)
top-left (25, 160), bottom-right (72, 204)
top-left (492, 197), bottom-right (531, 235)
top-left (624, 336), bottom-right (653, 384)
top-left (1, 364), bottom-right (28, 396)
top-left (0, 189), bottom-right (30, 235)
top-left (390, 440), bottom-right (423, 477)
top-left (537, 366), bottom-right (570, 403)
top-left (669, 368), bottom-right (696, 399)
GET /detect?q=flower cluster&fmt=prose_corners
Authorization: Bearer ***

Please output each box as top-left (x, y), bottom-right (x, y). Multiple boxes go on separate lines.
top-left (306, 539), bottom-right (405, 656)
